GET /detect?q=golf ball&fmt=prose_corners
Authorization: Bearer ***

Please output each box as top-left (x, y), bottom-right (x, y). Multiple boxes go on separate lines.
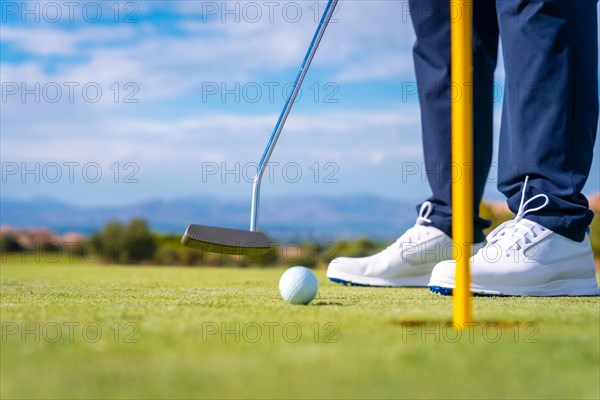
top-left (279, 266), bottom-right (318, 305)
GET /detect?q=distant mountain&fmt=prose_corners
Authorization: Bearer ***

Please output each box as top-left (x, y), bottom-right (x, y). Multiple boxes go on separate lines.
top-left (0, 195), bottom-right (418, 241)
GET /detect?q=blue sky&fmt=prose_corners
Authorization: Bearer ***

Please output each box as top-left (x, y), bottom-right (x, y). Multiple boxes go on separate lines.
top-left (1, 0), bottom-right (599, 207)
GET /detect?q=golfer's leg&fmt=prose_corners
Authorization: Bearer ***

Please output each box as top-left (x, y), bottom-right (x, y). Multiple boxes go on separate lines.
top-left (409, 0), bottom-right (496, 242)
top-left (496, 0), bottom-right (599, 241)
top-left (471, 0), bottom-right (499, 234)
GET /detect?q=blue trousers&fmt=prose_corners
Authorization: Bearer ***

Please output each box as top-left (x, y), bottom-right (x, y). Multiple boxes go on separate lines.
top-left (409, 0), bottom-right (599, 242)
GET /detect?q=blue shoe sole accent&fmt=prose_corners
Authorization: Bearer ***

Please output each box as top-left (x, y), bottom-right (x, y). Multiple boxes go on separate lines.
top-left (429, 286), bottom-right (507, 297)
top-left (328, 277), bottom-right (372, 287)
top-left (429, 286), bottom-right (453, 296)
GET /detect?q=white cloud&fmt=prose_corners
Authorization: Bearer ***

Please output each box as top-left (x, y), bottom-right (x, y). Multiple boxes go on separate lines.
top-left (1, 1), bottom-right (417, 100)
top-left (2, 107), bottom-right (422, 164)
top-left (1, 104), bottom-right (427, 203)
top-left (0, 25), bottom-right (136, 56)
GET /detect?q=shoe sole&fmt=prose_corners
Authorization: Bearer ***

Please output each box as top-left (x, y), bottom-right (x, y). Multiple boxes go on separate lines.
top-left (328, 277), bottom-right (373, 287)
top-left (327, 270), bottom-right (430, 288)
top-left (429, 286), bottom-right (503, 297)
top-left (428, 278), bottom-right (600, 297)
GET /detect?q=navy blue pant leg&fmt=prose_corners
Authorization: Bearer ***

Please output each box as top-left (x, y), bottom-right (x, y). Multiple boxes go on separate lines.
top-left (496, 0), bottom-right (599, 242)
top-left (409, 0), bottom-right (498, 242)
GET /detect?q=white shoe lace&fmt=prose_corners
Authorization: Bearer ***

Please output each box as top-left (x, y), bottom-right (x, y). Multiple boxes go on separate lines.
top-left (486, 176), bottom-right (549, 251)
top-left (382, 201), bottom-right (435, 254)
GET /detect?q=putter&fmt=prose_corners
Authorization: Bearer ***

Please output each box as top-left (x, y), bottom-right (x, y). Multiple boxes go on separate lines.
top-left (182, 0), bottom-right (339, 256)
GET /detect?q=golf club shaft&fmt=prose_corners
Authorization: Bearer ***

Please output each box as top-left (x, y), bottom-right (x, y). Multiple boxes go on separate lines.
top-left (250, 0), bottom-right (338, 231)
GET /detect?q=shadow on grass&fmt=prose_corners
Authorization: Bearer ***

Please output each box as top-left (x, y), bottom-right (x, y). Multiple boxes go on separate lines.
top-left (311, 301), bottom-right (345, 306)
top-left (391, 319), bottom-right (531, 327)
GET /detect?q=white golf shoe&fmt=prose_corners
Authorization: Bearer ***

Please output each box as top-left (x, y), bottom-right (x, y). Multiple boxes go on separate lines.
top-left (327, 202), bottom-right (484, 287)
top-left (429, 178), bottom-right (600, 297)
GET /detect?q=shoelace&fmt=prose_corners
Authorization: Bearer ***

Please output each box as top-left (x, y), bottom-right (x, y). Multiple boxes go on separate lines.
top-left (487, 176), bottom-right (549, 251)
top-left (416, 201), bottom-right (433, 225)
top-left (382, 201), bottom-right (434, 253)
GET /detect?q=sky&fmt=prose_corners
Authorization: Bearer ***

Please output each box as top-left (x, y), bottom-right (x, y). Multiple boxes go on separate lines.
top-left (1, 0), bottom-right (599, 207)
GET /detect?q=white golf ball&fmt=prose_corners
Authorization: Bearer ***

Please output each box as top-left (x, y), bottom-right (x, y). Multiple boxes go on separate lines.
top-left (279, 266), bottom-right (318, 305)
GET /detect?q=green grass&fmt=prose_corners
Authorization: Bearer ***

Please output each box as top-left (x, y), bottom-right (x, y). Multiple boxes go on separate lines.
top-left (1, 261), bottom-right (599, 399)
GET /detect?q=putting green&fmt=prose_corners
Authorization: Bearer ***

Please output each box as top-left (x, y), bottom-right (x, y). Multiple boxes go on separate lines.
top-left (1, 261), bottom-right (598, 399)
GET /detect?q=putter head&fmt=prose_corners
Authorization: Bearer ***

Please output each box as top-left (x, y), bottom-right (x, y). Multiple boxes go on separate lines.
top-left (181, 224), bottom-right (273, 256)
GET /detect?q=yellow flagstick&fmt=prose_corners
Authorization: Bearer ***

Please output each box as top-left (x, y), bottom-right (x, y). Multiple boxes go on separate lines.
top-left (451, 0), bottom-right (473, 327)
